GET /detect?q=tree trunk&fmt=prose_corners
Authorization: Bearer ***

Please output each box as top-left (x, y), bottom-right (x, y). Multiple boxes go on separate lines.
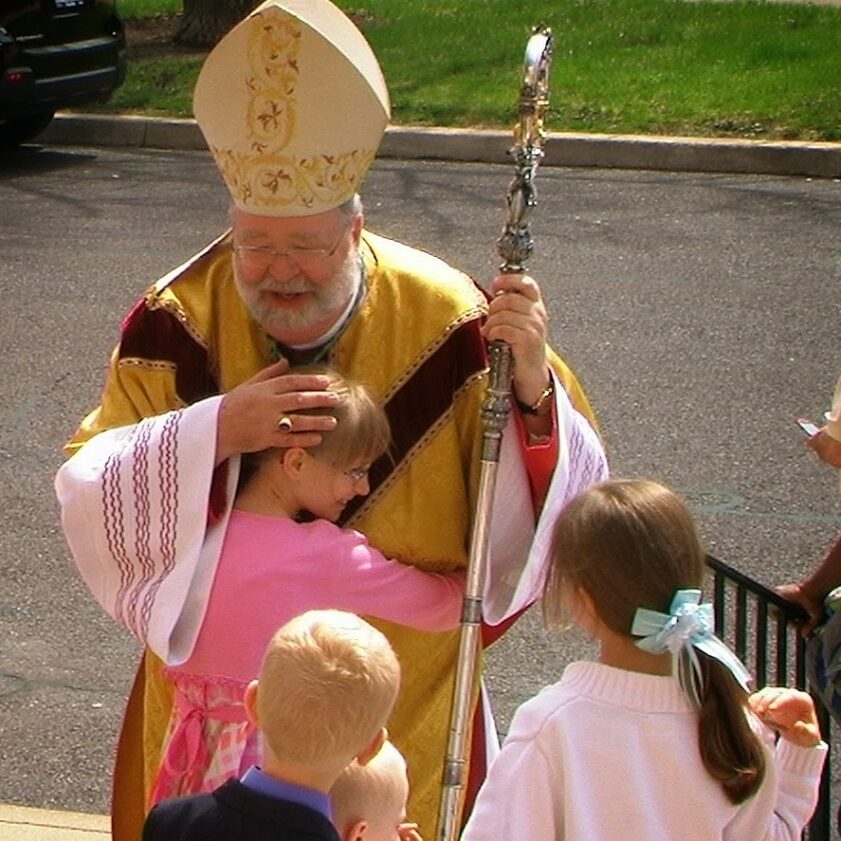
top-left (175, 0), bottom-right (259, 49)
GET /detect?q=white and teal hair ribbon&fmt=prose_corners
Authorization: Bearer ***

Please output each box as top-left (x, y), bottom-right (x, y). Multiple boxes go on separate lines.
top-left (631, 589), bottom-right (752, 704)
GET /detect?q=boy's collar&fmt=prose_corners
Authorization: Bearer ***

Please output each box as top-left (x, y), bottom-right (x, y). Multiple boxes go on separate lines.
top-left (240, 765), bottom-right (332, 819)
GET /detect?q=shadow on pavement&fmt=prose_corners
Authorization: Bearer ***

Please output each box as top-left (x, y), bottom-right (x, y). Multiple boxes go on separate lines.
top-left (0, 144), bottom-right (97, 175)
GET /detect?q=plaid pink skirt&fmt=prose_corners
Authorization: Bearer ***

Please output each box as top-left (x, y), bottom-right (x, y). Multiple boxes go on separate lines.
top-left (149, 669), bottom-right (261, 806)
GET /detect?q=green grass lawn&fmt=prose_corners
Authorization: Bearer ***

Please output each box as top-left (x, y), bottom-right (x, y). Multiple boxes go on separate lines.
top-left (105, 0), bottom-right (841, 141)
top-left (119, 0), bottom-right (180, 15)
top-left (105, 54), bottom-right (200, 117)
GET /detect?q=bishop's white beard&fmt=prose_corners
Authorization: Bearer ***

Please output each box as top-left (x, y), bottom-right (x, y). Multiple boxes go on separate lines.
top-left (235, 246), bottom-right (361, 341)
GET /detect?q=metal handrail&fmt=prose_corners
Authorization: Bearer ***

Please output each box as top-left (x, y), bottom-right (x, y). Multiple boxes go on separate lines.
top-left (706, 554), bottom-right (833, 840)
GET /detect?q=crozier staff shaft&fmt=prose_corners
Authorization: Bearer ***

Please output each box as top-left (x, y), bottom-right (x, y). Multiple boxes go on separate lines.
top-left (435, 26), bottom-right (553, 841)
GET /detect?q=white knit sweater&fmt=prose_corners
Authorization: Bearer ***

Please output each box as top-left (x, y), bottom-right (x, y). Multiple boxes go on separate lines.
top-left (462, 661), bottom-right (827, 841)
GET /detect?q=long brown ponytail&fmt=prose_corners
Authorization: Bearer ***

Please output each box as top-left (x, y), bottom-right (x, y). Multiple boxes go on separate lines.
top-left (694, 651), bottom-right (765, 803)
top-left (546, 478), bottom-right (766, 804)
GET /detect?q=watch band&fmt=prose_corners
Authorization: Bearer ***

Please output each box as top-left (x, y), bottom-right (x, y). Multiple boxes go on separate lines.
top-left (515, 379), bottom-right (554, 416)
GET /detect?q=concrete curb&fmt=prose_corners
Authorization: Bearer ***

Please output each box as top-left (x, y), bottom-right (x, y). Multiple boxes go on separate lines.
top-left (0, 803), bottom-right (108, 840)
top-left (38, 113), bottom-right (841, 178)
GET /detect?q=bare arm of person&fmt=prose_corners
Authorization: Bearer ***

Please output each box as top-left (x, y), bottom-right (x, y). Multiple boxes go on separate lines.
top-left (777, 534), bottom-right (841, 635)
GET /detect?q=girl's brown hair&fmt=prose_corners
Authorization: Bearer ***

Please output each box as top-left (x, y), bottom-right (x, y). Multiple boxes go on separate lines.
top-left (544, 478), bottom-right (765, 804)
top-left (239, 366), bottom-right (390, 488)
top-left (300, 365), bottom-right (391, 469)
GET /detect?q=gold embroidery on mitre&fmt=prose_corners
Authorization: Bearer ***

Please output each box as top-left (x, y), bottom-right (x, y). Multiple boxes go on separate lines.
top-left (214, 147), bottom-right (376, 211)
top-left (295, 151), bottom-right (377, 205)
top-left (210, 11), bottom-right (376, 212)
top-left (245, 18), bottom-right (299, 150)
top-left (214, 148), bottom-right (251, 205)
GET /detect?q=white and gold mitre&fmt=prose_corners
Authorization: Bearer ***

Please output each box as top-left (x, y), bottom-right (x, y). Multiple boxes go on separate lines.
top-left (194, 0), bottom-right (390, 217)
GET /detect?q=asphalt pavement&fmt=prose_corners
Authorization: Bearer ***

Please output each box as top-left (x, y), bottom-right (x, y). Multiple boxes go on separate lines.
top-left (1, 130), bottom-right (840, 838)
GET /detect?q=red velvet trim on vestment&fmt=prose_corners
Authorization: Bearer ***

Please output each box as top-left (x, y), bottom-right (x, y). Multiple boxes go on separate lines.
top-left (120, 300), bottom-right (219, 405)
top-left (339, 317), bottom-right (488, 523)
top-left (208, 462), bottom-right (229, 525)
top-left (120, 300), bottom-right (223, 524)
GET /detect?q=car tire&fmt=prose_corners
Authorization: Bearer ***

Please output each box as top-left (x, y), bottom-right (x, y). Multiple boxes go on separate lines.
top-left (0, 111), bottom-right (56, 148)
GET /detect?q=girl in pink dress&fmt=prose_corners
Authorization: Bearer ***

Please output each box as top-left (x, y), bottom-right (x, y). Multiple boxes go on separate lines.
top-left (150, 367), bottom-right (464, 805)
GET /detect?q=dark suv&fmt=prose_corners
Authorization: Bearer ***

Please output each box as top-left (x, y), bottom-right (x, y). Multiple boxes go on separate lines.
top-left (0, 0), bottom-right (125, 147)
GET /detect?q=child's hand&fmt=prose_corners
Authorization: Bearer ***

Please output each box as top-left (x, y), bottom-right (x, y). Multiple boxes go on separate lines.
top-left (748, 687), bottom-right (822, 748)
top-left (398, 822), bottom-right (423, 841)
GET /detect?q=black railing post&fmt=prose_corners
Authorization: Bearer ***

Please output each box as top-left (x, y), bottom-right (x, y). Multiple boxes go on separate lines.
top-left (705, 554), bottom-right (832, 841)
top-left (756, 600), bottom-right (769, 688)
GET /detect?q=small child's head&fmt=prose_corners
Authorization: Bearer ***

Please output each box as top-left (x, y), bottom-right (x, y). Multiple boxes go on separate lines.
top-left (330, 741), bottom-right (409, 841)
top-left (298, 365), bottom-right (391, 472)
top-left (544, 478), bottom-right (705, 634)
top-left (245, 610), bottom-right (401, 780)
top-left (238, 366), bottom-right (391, 517)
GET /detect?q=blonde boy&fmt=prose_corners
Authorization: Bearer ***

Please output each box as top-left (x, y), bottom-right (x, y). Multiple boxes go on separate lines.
top-left (142, 610), bottom-right (400, 841)
top-left (331, 741), bottom-right (422, 841)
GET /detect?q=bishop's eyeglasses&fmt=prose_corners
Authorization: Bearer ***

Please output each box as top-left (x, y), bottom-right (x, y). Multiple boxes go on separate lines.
top-left (231, 226), bottom-right (349, 272)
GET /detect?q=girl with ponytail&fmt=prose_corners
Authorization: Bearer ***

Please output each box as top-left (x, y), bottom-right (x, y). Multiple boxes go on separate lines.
top-left (462, 478), bottom-right (826, 841)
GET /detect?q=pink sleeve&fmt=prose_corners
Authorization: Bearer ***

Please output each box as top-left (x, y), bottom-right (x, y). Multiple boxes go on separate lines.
top-left (323, 528), bottom-right (465, 632)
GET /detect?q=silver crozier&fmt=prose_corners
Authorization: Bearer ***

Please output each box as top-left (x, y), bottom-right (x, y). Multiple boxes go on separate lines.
top-left (435, 26), bottom-right (554, 841)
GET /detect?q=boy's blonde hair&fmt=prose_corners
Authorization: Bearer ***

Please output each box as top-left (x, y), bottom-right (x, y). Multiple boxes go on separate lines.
top-left (331, 741), bottom-right (409, 835)
top-left (257, 610), bottom-right (400, 769)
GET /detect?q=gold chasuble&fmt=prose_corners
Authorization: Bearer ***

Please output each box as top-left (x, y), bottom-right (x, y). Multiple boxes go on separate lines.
top-left (67, 230), bottom-right (595, 840)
